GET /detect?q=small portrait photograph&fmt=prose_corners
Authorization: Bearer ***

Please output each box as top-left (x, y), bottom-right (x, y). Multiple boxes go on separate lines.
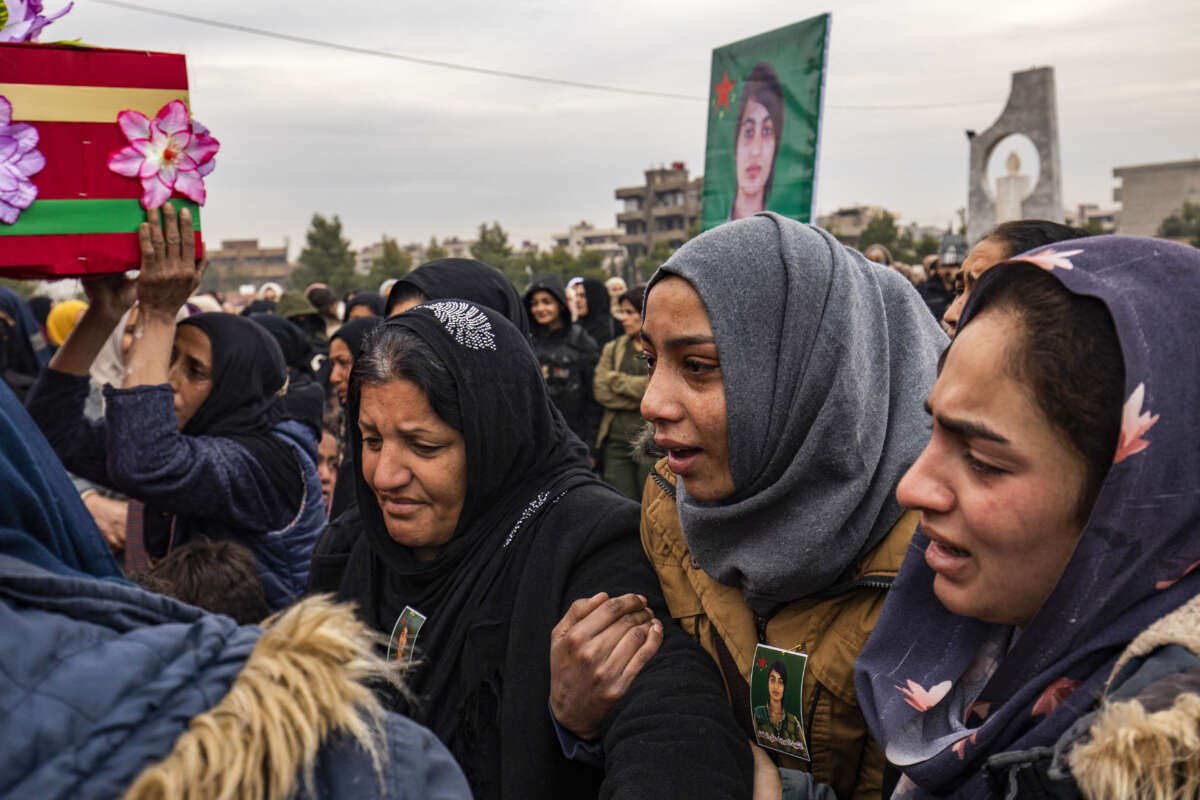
top-left (750, 643), bottom-right (810, 760)
top-left (387, 605), bottom-right (428, 665)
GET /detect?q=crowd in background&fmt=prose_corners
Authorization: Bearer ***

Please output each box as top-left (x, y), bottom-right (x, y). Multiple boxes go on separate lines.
top-left (2, 208), bottom-right (1199, 800)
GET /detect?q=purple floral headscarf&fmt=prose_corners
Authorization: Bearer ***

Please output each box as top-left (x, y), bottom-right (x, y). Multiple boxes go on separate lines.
top-left (854, 235), bottom-right (1200, 797)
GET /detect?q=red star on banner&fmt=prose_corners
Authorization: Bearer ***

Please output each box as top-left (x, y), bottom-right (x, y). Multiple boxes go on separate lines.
top-left (713, 70), bottom-right (736, 111)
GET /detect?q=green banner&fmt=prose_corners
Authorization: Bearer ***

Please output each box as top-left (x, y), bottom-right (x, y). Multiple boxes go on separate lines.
top-left (0, 198), bottom-right (202, 236)
top-left (701, 14), bottom-right (829, 231)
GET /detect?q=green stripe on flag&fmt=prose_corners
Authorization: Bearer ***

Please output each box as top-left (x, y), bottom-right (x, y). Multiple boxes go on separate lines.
top-left (0, 199), bottom-right (202, 236)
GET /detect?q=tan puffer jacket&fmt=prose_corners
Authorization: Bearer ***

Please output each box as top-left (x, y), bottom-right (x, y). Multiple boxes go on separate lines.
top-left (640, 458), bottom-right (917, 800)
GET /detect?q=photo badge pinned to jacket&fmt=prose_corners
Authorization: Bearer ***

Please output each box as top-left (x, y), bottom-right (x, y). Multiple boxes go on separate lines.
top-left (750, 643), bottom-right (810, 760)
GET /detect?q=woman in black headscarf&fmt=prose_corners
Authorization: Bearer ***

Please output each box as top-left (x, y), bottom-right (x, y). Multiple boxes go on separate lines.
top-left (28, 205), bottom-right (325, 609)
top-left (0, 287), bottom-right (51, 401)
top-left (327, 315), bottom-right (383, 518)
top-left (574, 277), bottom-right (619, 346)
top-left (249, 312), bottom-right (325, 437)
top-left (343, 290), bottom-right (385, 321)
top-left (384, 257), bottom-right (529, 335)
top-left (308, 300), bottom-right (751, 799)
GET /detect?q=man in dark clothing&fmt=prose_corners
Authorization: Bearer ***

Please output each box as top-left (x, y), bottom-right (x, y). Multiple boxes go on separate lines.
top-left (916, 236), bottom-right (963, 322)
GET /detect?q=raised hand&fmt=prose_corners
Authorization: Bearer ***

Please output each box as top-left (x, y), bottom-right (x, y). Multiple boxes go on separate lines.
top-left (81, 273), bottom-right (137, 325)
top-left (136, 203), bottom-right (204, 317)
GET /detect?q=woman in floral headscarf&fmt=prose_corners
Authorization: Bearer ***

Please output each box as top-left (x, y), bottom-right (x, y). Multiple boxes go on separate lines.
top-left (855, 236), bottom-right (1200, 798)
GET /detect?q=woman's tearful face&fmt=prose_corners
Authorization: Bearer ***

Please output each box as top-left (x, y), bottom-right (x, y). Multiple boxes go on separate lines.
top-left (358, 378), bottom-right (467, 561)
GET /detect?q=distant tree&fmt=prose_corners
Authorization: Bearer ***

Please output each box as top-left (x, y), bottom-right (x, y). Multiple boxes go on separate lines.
top-left (685, 219), bottom-right (701, 241)
top-left (361, 236), bottom-right (412, 290)
top-left (575, 250), bottom-right (609, 279)
top-left (1157, 202), bottom-right (1200, 247)
top-left (857, 210), bottom-right (900, 254)
top-left (893, 230), bottom-right (918, 264)
top-left (425, 236), bottom-right (448, 261)
top-left (915, 233), bottom-right (940, 259)
top-left (636, 240), bottom-right (675, 280)
top-left (291, 214), bottom-right (356, 294)
top-left (470, 222), bottom-right (513, 270)
top-left (536, 245), bottom-right (580, 284)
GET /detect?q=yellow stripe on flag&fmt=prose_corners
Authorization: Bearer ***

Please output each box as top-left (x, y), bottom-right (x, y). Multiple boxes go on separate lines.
top-left (0, 83), bottom-right (189, 122)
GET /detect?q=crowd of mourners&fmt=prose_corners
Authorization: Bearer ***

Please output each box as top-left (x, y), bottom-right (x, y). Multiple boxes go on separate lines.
top-left (2, 205), bottom-right (1198, 800)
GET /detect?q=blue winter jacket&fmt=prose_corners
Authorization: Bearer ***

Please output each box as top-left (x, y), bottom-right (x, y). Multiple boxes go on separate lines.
top-left (1, 378), bottom-right (470, 799)
top-left (0, 555), bottom-right (471, 799)
top-left (28, 368), bottom-right (324, 609)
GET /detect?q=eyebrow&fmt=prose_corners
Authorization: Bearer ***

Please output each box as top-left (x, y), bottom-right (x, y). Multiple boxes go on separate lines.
top-left (924, 400), bottom-right (1009, 444)
top-left (640, 331), bottom-right (716, 349)
top-left (358, 418), bottom-right (440, 438)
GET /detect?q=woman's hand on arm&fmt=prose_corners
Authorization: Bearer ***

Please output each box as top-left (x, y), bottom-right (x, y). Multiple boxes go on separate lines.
top-left (47, 274), bottom-right (135, 377)
top-left (123, 204), bottom-right (205, 389)
top-left (82, 492), bottom-right (129, 553)
top-left (549, 591), bottom-right (663, 741)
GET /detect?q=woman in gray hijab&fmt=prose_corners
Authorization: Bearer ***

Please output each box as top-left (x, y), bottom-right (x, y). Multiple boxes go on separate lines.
top-left (549, 213), bottom-right (946, 799)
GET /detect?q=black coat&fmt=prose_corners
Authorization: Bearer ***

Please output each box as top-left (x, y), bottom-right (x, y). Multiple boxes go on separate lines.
top-left (524, 276), bottom-right (603, 452)
top-left (309, 484), bottom-right (753, 800)
top-left (308, 304), bottom-right (751, 800)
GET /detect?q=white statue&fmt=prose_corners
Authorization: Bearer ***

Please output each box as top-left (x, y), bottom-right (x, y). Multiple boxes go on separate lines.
top-left (994, 151), bottom-right (1031, 224)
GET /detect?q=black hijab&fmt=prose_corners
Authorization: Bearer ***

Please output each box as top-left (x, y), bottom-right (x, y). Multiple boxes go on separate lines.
top-left (386, 258), bottom-right (530, 335)
top-left (239, 298), bottom-right (276, 316)
top-left (175, 313), bottom-right (301, 510)
top-left (327, 315), bottom-right (383, 518)
top-left (330, 315), bottom-right (382, 361)
top-left (338, 301), bottom-right (593, 741)
top-left (523, 274), bottom-right (572, 340)
top-left (249, 313), bottom-right (324, 437)
top-left (577, 277), bottom-right (618, 345)
top-left (0, 288), bottom-right (50, 379)
top-left (343, 291), bottom-right (385, 321)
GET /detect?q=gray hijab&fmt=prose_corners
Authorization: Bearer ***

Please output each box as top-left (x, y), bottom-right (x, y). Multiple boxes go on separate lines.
top-left (647, 213), bottom-right (946, 614)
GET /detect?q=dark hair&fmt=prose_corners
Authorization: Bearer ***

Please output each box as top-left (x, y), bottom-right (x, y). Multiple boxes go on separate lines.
top-left (768, 659), bottom-right (788, 690)
top-left (137, 539), bottom-right (270, 625)
top-left (985, 220), bottom-right (1092, 258)
top-left (618, 285), bottom-right (647, 314)
top-left (964, 262), bottom-right (1124, 519)
top-left (732, 62), bottom-right (785, 206)
top-left (306, 286), bottom-right (338, 318)
top-left (385, 281), bottom-right (429, 316)
top-left (352, 325), bottom-right (463, 432)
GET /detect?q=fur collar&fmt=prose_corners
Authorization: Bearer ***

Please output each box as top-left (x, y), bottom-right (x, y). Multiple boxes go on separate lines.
top-left (125, 595), bottom-right (398, 800)
top-left (1068, 594), bottom-right (1200, 800)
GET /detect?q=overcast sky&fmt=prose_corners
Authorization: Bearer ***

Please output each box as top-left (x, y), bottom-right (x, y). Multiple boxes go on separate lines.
top-left (62, 0), bottom-right (1199, 255)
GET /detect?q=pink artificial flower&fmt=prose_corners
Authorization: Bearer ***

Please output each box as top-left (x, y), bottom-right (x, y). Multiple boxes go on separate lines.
top-left (107, 100), bottom-right (219, 210)
top-left (0, 95), bottom-right (46, 225)
top-left (1031, 677), bottom-right (1080, 717)
top-left (0, 0), bottom-right (73, 42)
top-left (1113, 383), bottom-right (1159, 464)
top-left (895, 679), bottom-right (952, 712)
top-left (1021, 247), bottom-right (1084, 272)
top-left (1155, 559), bottom-right (1200, 591)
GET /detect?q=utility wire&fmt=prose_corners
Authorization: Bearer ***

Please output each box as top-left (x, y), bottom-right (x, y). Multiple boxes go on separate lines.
top-left (90, 0), bottom-right (703, 101)
top-left (90, 0), bottom-right (1004, 110)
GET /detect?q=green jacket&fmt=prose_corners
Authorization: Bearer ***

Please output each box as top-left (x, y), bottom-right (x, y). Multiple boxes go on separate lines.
top-left (592, 333), bottom-right (647, 449)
